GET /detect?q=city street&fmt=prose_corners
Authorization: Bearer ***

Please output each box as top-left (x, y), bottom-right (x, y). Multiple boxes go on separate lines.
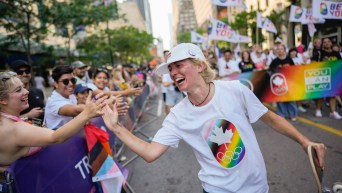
top-left (122, 90), bottom-right (342, 193)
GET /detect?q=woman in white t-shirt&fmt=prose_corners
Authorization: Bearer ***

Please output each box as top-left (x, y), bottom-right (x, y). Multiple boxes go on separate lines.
top-left (100, 43), bottom-right (327, 193)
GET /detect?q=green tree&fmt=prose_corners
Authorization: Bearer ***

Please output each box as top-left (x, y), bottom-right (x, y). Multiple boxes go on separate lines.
top-left (268, 9), bottom-right (287, 39)
top-left (0, 0), bottom-right (50, 64)
top-left (49, 0), bottom-right (118, 63)
top-left (177, 32), bottom-right (191, 43)
top-left (78, 26), bottom-right (154, 66)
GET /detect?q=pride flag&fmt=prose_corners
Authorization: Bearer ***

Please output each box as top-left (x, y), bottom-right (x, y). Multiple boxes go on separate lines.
top-left (85, 123), bottom-right (124, 193)
top-left (222, 61), bottom-right (342, 102)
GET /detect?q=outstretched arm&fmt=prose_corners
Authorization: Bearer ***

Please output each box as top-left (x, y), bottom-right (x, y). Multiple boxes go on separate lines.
top-left (260, 110), bottom-right (327, 168)
top-left (102, 103), bottom-right (168, 163)
top-left (15, 92), bottom-right (107, 147)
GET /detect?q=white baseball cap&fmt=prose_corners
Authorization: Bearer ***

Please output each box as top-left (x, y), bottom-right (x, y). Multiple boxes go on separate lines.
top-left (155, 43), bottom-right (206, 75)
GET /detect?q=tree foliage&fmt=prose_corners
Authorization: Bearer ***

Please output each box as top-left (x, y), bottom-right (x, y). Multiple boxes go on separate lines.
top-left (77, 26), bottom-right (154, 66)
top-left (0, 0), bottom-right (118, 64)
top-left (0, 0), bottom-right (50, 64)
top-left (48, 0), bottom-right (118, 63)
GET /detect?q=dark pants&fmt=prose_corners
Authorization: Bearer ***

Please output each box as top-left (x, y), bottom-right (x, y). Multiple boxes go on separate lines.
top-left (203, 189), bottom-right (208, 193)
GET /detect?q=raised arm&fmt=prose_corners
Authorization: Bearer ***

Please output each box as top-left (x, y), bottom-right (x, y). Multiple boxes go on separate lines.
top-left (102, 103), bottom-right (168, 163)
top-left (14, 92), bottom-right (107, 147)
top-left (260, 110), bottom-right (327, 168)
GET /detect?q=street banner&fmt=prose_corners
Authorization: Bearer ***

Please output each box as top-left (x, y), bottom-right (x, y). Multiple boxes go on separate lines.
top-left (289, 5), bottom-right (305, 22)
top-left (308, 23), bottom-right (317, 37)
top-left (301, 8), bottom-right (326, 24)
top-left (208, 18), bottom-right (238, 42)
top-left (191, 31), bottom-right (207, 44)
top-left (211, 0), bottom-right (247, 9)
top-left (222, 60), bottom-right (342, 102)
top-left (9, 133), bottom-right (95, 193)
top-left (257, 12), bottom-right (277, 34)
top-left (237, 34), bottom-right (250, 43)
top-left (312, 0), bottom-right (342, 20)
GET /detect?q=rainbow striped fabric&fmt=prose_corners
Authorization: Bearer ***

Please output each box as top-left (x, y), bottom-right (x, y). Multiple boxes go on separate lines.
top-left (85, 123), bottom-right (124, 193)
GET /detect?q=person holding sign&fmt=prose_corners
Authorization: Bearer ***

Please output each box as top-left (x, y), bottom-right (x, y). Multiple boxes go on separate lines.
top-left (101, 43), bottom-right (327, 193)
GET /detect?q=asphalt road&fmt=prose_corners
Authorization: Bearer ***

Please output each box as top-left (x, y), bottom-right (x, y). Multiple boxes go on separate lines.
top-left (121, 94), bottom-right (342, 193)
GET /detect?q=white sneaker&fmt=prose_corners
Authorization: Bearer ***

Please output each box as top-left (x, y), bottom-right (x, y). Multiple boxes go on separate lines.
top-left (315, 110), bottom-right (322, 117)
top-left (329, 112), bottom-right (342, 119)
top-left (298, 106), bottom-right (307, 113)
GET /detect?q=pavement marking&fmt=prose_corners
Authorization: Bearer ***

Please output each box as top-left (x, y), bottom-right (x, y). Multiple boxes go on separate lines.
top-left (264, 103), bottom-right (342, 137)
top-left (157, 99), bottom-right (163, 117)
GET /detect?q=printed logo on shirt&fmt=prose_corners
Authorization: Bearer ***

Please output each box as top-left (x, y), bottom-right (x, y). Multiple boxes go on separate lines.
top-left (203, 119), bottom-right (245, 169)
top-left (270, 73), bottom-right (288, 96)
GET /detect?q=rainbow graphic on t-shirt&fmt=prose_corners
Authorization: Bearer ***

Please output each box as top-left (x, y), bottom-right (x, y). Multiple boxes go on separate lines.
top-left (205, 119), bottom-right (245, 168)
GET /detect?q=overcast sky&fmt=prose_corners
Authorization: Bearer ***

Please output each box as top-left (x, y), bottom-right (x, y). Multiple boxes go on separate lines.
top-left (149, 0), bottom-right (172, 50)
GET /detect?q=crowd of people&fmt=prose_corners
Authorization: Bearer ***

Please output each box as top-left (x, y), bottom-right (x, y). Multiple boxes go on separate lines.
top-left (0, 59), bottom-right (150, 191)
top-left (199, 38), bottom-right (342, 121)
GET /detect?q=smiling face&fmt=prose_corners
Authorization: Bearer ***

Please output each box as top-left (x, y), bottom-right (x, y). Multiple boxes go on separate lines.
top-left (93, 72), bottom-right (109, 90)
top-left (15, 66), bottom-right (31, 86)
top-left (167, 59), bottom-right (203, 92)
top-left (0, 77), bottom-right (29, 114)
top-left (54, 73), bottom-right (76, 98)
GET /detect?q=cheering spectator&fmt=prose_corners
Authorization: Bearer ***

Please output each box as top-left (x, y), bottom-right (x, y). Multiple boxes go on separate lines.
top-left (9, 60), bottom-right (45, 121)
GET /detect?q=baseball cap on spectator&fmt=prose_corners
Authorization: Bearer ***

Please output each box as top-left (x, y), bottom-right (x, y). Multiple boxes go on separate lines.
top-left (10, 60), bottom-right (31, 71)
top-left (155, 43), bottom-right (206, 75)
top-left (71, 61), bottom-right (88, 69)
top-left (74, 84), bottom-right (92, 94)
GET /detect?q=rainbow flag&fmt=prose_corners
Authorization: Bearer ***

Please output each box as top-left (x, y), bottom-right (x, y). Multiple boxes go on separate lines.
top-left (85, 123), bottom-right (124, 193)
top-left (223, 60), bottom-right (342, 102)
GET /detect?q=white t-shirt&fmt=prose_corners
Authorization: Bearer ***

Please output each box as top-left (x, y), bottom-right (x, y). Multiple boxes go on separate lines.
top-left (291, 55), bottom-right (304, 65)
top-left (34, 76), bottom-right (45, 90)
top-left (162, 74), bottom-right (175, 92)
top-left (153, 80), bottom-right (269, 193)
top-left (44, 91), bottom-right (77, 129)
top-left (217, 58), bottom-right (240, 77)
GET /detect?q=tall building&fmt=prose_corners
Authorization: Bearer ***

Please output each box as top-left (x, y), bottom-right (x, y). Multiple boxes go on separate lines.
top-left (172, 0), bottom-right (197, 45)
top-left (192, 0), bottom-right (215, 29)
top-left (135, 0), bottom-right (153, 34)
top-left (103, 0), bottom-right (146, 31)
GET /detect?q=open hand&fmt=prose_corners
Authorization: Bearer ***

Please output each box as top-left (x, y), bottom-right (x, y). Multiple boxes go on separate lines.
top-left (102, 102), bottom-right (119, 133)
top-left (25, 107), bottom-right (44, 118)
top-left (84, 91), bottom-right (107, 118)
top-left (117, 101), bottom-right (129, 116)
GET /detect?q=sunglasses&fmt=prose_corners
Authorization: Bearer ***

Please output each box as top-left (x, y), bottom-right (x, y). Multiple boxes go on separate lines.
top-left (0, 71), bottom-right (17, 81)
top-left (58, 77), bottom-right (77, 86)
top-left (16, 69), bottom-right (31, 75)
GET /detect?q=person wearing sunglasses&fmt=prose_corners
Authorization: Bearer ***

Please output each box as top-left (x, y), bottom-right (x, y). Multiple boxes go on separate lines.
top-left (44, 65), bottom-right (94, 129)
top-left (10, 60), bottom-right (45, 121)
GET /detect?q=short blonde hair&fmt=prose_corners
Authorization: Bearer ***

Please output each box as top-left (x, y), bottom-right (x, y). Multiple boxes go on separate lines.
top-left (188, 58), bottom-right (216, 83)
